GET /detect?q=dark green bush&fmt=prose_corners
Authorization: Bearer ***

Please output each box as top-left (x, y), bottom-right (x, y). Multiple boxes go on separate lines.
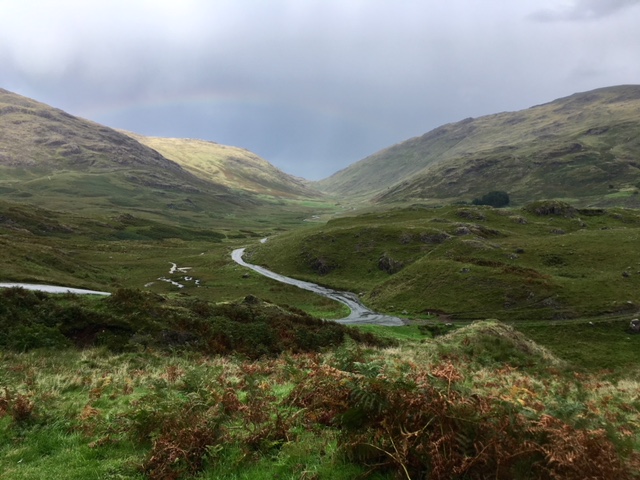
top-left (0, 288), bottom-right (393, 357)
top-left (472, 191), bottom-right (510, 207)
top-left (418, 322), bottom-right (456, 338)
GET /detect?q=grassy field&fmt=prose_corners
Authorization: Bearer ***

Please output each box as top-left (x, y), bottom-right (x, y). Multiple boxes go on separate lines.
top-left (2, 85), bottom-right (639, 477)
top-left (0, 198), bottom-right (640, 480)
top-left (1, 196), bottom-right (639, 478)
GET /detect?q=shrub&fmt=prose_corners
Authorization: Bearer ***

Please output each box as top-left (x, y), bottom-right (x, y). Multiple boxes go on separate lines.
top-left (524, 200), bottom-right (577, 217)
top-left (0, 288), bottom-right (393, 357)
top-left (418, 322), bottom-right (455, 338)
top-left (288, 357), bottom-right (632, 479)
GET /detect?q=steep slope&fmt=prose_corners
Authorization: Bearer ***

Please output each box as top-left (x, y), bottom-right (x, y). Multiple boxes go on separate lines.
top-left (124, 133), bottom-right (321, 199)
top-left (0, 88), bottom-right (251, 220)
top-left (316, 85), bottom-right (640, 206)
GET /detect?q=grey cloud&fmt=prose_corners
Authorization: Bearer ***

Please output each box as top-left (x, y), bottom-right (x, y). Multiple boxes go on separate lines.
top-left (530, 0), bottom-right (640, 22)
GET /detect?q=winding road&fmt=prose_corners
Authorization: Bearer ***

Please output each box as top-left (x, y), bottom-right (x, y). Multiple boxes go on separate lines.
top-left (231, 248), bottom-right (404, 326)
top-left (0, 283), bottom-right (110, 295)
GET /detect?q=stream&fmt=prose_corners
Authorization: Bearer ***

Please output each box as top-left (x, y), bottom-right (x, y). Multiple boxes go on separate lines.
top-left (231, 248), bottom-right (404, 326)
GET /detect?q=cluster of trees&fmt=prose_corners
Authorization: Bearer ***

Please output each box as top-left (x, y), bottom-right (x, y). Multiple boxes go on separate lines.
top-left (472, 190), bottom-right (510, 207)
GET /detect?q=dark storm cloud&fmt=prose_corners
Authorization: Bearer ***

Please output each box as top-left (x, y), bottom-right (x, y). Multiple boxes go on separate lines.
top-left (1, 1), bottom-right (639, 179)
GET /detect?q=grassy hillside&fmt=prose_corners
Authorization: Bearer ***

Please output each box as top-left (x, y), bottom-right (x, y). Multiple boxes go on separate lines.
top-left (125, 133), bottom-right (321, 199)
top-left (0, 88), bottom-right (323, 224)
top-left (316, 85), bottom-right (640, 207)
top-left (1, 199), bottom-right (638, 477)
top-left (250, 202), bottom-right (640, 321)
top-left (0, 89), bottom-right (185, 174)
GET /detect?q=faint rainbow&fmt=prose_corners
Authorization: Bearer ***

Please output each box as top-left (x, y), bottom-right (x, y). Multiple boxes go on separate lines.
top-left (80, 88), bottom-right (378, 130)
top-left (80, 89), bottom-right (272, 120)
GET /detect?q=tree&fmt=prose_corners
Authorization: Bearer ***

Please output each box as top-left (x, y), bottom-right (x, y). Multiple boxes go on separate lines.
top-left (472, 191), bottom-right (510, 208)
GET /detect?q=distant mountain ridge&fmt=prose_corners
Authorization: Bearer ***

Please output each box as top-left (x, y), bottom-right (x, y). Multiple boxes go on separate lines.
top-left (316, 85), bottom-right (640, 206)
top-left (123, 133), bottom-right (321, 199)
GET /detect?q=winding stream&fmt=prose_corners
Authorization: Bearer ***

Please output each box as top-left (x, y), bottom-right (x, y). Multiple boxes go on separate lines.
top-left (231, 248), bottom-right (404, 326)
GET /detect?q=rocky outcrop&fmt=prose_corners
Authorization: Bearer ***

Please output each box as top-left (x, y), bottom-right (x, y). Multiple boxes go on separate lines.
top-left (378, 253), bottom-right (404, 274)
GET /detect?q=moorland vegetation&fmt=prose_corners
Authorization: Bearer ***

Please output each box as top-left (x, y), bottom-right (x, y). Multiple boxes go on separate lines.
top-left (2, 199), bottom-right (639, 478)
top-left (250, 201), bottom-right (640, 322)
top-left (1, 286), bottom-right (639, 479)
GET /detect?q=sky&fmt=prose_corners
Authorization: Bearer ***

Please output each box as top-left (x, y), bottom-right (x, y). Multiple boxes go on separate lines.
top-left (1, 0), bottom-right (639, 180)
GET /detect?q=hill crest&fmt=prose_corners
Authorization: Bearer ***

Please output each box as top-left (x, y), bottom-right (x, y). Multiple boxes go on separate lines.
top-left (123, 132), bottom-right (321, 199)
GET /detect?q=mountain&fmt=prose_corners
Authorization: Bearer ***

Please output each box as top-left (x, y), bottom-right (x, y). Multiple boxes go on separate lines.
top-left (0, 88), bottom-right (319, 224)
top-left (0, 88), bottom-right (247, 218)
top-left (316, 85), bottom-right (640, 206)
top-left (123, 133), bottom-right (321, 199)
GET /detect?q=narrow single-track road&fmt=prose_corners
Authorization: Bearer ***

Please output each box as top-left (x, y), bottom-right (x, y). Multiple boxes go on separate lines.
top-left (232, 248), bottom-right (404, 326)
top-left (0, 283), bottom-right (110, 295)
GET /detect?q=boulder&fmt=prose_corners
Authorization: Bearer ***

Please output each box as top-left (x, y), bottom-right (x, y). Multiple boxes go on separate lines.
top-left (378, 253), bottom-right (404, 274)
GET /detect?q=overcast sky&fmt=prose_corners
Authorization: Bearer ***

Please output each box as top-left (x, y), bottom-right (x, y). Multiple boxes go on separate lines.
top-left (1, 0), bottom-right (639, 180)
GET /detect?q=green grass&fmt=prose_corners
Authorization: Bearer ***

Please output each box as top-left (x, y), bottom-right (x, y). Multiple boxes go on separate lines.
top-left (0, 89), bottom-right (338, 232)
top-left (352, 324), bottom-right (427, 342)
top-left (251, 202), bottom-right (640, 321)
top-left (123, 133), bottom-right (322, 200)
top-left (0, 198), bottom-right (351, 319)
top-left (515, 319), bottom-right (640, 375)
top-left (2, 86), bottom-right (639, 478)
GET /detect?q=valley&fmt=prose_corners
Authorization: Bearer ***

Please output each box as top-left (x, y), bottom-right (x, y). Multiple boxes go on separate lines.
top-left (1, 86), bottom-right (639, 478)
